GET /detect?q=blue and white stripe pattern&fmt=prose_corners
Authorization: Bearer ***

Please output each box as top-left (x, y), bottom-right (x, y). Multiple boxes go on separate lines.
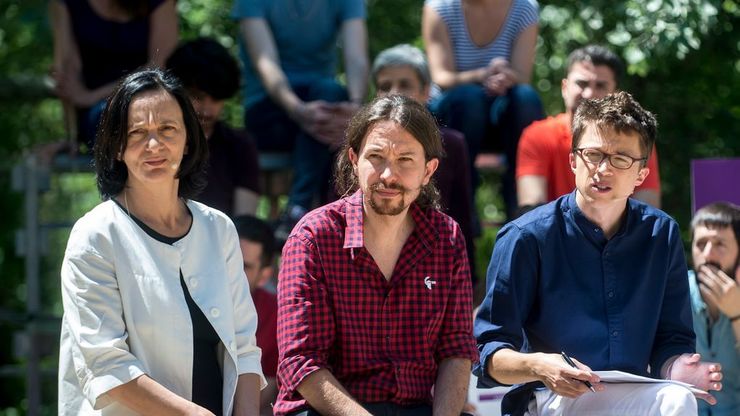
top-left (426, 0), bottom-right (539, 72)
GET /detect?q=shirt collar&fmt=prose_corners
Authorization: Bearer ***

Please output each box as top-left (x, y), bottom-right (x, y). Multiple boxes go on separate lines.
top-left (687, 270), bottom-right (708, 314)
top-left (343, 190), bottom-right (365, 249)
top-left (563, 191), bottom-right (632, 241)
top-left (342, 189), bottom-right (439, 251)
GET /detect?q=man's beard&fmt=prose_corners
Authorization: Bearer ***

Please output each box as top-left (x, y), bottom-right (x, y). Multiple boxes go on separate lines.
top-left (699, 261), bottom-right (736, 277)
top-left (367, 182), bottom-right (415, 216)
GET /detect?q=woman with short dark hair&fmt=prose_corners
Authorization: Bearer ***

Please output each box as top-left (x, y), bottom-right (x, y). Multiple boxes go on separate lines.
top-left (58, 69), bottom-right (264, 415)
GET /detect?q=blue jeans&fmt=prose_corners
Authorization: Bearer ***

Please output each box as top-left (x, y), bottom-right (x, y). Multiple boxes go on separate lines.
top-left (77, 99), bottom-right (107, 150)
top-left (429, 84), bottom-right (544, 219)
top-left (244, 78), bottom-right (348, 212)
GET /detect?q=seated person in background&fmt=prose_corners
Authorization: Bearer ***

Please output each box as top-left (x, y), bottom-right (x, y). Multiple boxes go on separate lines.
top-left (474, 92), bottom-right (722, 415)
top-left (167, 37), bottom-right (260, 217)
top-left (423, 0), bottom-right (544, 219)
top-left (275, 96), bottom-right (478, 416)
top-left (517, 44), bottom-right (661, 214)
top-left (233, 0), bottom-right (369, 241)
top-left (689, 202), bottom-right (740, 416)
top-left (50, 0), bottom-right (178, 148)
top-left (235, 215), bottom-right (280, 416)
top-left (371, 43), bottom-right (477, 283)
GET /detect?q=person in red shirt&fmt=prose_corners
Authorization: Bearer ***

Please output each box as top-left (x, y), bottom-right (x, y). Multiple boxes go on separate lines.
top-left (516, 45), bottom-right (661, 214)
top-left (235, 215), bottom-right (279, 416)
top-left (275, 95), bottom-right (478, 416)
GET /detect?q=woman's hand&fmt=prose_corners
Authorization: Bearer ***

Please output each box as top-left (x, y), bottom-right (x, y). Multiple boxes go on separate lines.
top-left (483, 58), bottom-right (517, 96)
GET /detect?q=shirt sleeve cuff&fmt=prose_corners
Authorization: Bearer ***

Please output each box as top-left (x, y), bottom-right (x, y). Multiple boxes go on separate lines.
top-left (84, 365), bottom-right (146, 410)
top-left (279, 355), bottom-right (325, 393)
top-left (651, 346), bottom-right (694, 378)
top-left (473, 342), bottom-right (514, 388)
top-left (238, 354), bottom-right (268, 390)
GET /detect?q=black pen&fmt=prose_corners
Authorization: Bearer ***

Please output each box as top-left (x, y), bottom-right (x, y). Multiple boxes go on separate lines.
top-left (560, 351), bottom-right (596, 392)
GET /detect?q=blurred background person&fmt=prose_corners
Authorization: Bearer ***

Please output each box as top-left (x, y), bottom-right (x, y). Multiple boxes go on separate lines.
top-left (167, 37), bottom-right (261, 217)
top-left (516, 44), bottom-right (661, 215)
top-left (50, 0), bottom-right (178, 149)
top-left (689, 202), bottom-right (740, 416)
top-left (423, 0), bottom-right (544, 220)
top-left (235, 215), bottom-right (279, 416)
top-left (58, 69), bottom-right (264, 415)
top-left (233, 0), bottom-right (369, 244)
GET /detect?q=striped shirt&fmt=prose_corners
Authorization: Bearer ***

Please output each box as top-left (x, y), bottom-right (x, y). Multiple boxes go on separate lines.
top-left (426, 0), bottom-right (539, 72)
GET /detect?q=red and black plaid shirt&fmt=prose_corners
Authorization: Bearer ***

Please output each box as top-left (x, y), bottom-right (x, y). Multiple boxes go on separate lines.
top-left (274, 190), bottom-right (478, 415)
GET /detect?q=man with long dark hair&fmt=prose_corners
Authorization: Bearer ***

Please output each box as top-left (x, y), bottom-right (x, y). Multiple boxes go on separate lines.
top-left (274, 95), bottom-right (478, 416)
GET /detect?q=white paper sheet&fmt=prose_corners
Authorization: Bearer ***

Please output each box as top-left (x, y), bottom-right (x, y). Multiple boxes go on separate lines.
top-left (594, 370), bottom-right (708, 396)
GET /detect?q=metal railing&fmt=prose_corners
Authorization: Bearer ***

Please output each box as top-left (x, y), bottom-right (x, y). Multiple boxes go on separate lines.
top-left (9, 153), bottom-right (94, 415)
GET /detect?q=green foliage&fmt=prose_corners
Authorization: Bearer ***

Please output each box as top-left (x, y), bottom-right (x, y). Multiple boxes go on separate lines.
top-left (366, 0), bottom-right (424, 57)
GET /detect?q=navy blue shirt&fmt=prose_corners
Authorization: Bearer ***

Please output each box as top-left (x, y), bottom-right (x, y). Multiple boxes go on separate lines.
top-left (473, 192), bottom-right (695, 415)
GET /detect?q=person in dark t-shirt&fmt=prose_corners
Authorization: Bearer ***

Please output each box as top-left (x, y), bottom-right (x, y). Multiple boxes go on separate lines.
top-left (167, 37), bottom-right (260, 217)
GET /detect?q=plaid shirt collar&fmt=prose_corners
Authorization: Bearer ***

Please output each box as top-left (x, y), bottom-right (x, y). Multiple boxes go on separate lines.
top-left (343, 189), bottom-right (439, 252)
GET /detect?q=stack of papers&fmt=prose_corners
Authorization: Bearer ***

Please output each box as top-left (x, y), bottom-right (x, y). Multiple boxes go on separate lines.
top-left (594, 370), bottom-right (707, 396)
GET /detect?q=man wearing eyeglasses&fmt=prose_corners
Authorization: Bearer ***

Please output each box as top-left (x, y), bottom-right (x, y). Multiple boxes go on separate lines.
top-left (516, 45), bottom-right (661, 215)
top-left (474, 91), bottom-right (723, 415)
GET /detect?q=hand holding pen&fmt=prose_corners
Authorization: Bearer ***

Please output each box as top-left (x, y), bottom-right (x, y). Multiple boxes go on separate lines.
top-left (561, 351), bottom-right (596, 393)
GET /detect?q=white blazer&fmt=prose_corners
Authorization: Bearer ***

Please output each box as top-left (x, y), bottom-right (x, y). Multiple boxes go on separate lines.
top-left (58, 199), bottom-right (265, 415)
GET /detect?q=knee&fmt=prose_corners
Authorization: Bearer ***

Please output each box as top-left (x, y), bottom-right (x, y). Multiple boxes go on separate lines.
top-left (443, 84), bottom-right (488, 106)
top-left (508, 85), bottom-right (544, 113)
top-left (434, 84), bottom-right (489, 123)
top-left (655, 384), bottom-right (697, 414)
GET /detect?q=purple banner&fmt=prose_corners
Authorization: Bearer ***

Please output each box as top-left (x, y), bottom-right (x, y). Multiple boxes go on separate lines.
top-left (691, 158), bottom-right (740, 213)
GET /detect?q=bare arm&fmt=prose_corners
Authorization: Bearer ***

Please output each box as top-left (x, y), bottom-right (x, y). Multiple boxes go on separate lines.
top-left (508, 23), bottom-right (538, 84)
top-left (259, 376), bottom-right (278, 416)
top-left (487, 349), bottom-right (600, 399)
top-left (106, 375), bottom-right (214, 415)
top-left (49, 0), bottom-right (110, 106)
top-left (233, 373), bottom-right (261, 416)
top-left (239, 18), bottom-right (302, 118)
top-left (50, 0), bottom-right (177, 107)
top-left (148, 0), bottom-right (179, 67)
top-left (50, 0), bottom-right (79, 80)
top-left (433, 358), bottom-right (471, 416)
top-left (422, 6), bottom-right (488, 90)
top-left (517, 175), bottom-right (548, 207)
top-left (296, 369), bottom-right (371, 416)
top-left (240, 18), bottom-right (339, 144)
top-left (49, 0), bottom-right (80, 138)
top-left (340, 18), bottom-right (369, 104)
